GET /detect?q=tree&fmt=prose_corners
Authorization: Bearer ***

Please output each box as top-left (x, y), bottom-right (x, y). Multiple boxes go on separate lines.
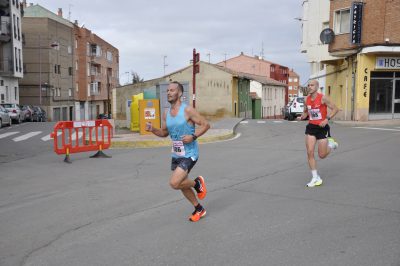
top-left (131, 71), bottom-right (144, 84)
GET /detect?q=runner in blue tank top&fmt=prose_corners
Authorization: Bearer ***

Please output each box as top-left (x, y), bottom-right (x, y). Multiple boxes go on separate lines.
top-left (146, 81), bottom-right (210, 222)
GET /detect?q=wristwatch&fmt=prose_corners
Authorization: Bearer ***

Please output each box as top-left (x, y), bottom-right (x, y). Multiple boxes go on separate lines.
top-left (191, 134), bottom-right (197, 140)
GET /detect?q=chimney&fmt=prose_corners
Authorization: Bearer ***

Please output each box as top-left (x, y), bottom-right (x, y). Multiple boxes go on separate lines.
top-left (240, 52), bottom-right (244, 55)
top-left (22, 0), bottom-right (27, 8)
top-left (74, 20), bottom-right (78, 25)
top-left (57, 8), bottom-right (63, 17)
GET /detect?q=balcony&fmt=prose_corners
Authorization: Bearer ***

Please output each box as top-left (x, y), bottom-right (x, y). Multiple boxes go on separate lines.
top-left (0, 58), bottom-right (13, 74)
top-left (0, 18), bottom-right (11, 43)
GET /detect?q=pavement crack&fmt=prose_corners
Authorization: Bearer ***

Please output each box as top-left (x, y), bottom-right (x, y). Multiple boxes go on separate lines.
top-left (21, 222), bottom-right (93, 266)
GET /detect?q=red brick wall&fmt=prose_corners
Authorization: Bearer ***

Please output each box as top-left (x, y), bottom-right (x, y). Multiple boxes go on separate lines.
top-left (329, 0), bottom-right (400, 52)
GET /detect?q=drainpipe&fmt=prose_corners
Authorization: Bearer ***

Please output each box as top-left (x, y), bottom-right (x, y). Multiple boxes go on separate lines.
top-left (351, 57), bottom-right (356, 121)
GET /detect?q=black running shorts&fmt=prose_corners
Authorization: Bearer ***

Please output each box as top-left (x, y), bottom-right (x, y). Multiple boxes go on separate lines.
top-left (171, 157), bottom-right (197, 173)
top-left (305, 124), bottom-right (330, 140)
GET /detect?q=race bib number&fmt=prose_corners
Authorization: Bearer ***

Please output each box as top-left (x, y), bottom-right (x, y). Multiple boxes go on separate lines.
top-left (172, 141), bottom-right (186, 156)
top-left (309, 108), bottom-right (322, 120)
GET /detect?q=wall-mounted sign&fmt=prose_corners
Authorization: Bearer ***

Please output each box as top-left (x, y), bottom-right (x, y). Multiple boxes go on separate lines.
top-left (350, 2), bottom-right (363, 45)
top-left (376, 57), bottom-right (400, 69)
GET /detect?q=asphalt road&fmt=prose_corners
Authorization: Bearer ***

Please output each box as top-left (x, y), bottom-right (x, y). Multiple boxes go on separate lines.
top-left (0, 120), bottom-right (399, 266)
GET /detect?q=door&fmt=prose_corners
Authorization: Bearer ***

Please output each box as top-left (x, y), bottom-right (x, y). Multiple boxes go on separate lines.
top-left (394, 79), bottom-right (400, 119)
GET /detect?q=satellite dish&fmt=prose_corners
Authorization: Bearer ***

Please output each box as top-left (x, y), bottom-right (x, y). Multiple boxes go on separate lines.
top-left (320, 28), bottom-right (335, 44)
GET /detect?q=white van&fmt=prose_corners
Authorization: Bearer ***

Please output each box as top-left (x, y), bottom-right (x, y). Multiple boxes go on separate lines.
top-left (287, 96), bottom-right (304, 120)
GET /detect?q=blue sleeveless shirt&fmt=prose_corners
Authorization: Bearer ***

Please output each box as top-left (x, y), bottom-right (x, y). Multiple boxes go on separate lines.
top-left (166, 103), bottom-right (199, 160)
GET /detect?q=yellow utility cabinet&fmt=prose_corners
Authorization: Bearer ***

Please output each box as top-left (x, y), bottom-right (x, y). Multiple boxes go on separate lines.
top-left (139, 99), bottom-right (160, 135)
top-left (130, 93), bottom-right (143, 132)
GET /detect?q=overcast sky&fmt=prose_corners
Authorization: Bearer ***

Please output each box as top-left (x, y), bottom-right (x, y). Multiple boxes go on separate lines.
top-left (32, 0), bottom-right (309, 85)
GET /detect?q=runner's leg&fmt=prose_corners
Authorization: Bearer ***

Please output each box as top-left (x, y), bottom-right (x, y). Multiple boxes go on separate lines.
top-left (170, 167), bottom-right (198, 206)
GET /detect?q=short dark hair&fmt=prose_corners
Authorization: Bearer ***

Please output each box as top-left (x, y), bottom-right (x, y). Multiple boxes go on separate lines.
top-left (171, 81), bottom-right (184, 93)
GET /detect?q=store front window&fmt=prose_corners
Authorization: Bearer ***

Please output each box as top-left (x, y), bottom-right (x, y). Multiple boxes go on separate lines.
top-left (369, 71), bottom-right (400, 119)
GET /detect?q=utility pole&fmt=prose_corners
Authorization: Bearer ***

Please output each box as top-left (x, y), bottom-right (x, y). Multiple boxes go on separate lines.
top-left (192, 49), bottom-right (200, 108)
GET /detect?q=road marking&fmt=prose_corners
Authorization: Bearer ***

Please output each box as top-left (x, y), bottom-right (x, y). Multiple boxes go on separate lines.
top-left (12, 131), bottom-right (42, 142)
top-left (257, 121), bottom-right (266, 124)
top-left (41, 132), bottom-right (61, 141)
top-left (273, 121), bottom-right (283, 123)
top-left (240, 121), bottom-right (248, 124)
top-left (353, 127), bottom-right (400, 132)
top-left (289, 120), bottom-right (299, 123)
top-left (0, 131), bottom-right (20, 139)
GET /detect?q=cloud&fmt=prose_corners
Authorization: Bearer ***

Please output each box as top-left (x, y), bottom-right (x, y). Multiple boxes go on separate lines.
top-left (34, 0), bottom-right (310, 82)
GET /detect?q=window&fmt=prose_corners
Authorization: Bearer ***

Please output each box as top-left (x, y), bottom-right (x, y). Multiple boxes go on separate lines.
top-left (75, 39), bottom-right (78, 49)
top-left (289, 78), bottom-right (293, 82)
top-left (17, 17), bottom-right (20, 40)
top-left (106, 51), bottom-right (112, 62)
top-left (335, 9), bottom-right (350, 34)
top-left (294, 78), bottom-right (298, 82)
top-left (68, 45), bottom-right (72, 54)
top-left (15, 47), bottom-right (18, 72)
top-left (68, 88), bottom-right (72, 97)
top-left (14, 87), bottom-right (17, 100)
top-left (13, 14), bottom-right (16, 39)
top-left (289, 86), bottom-right (293, 90)
top-left (18, 49), bottom-right (21, 72)
top-left (54, 65), bottom-right (57, 73)
top-left (69, 67), bottom-right (73, 76)
top-left (76, 61), bottom-right (78, 70)
top-left (76, 83), bottom-right (79, 92)
top-left (0, 80), bottom-right (3, 86)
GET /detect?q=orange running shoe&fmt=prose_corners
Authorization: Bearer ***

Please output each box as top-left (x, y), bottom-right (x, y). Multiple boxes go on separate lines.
top-left (195, 176), bottom-right (207, 200)
top-left (189, 208), bottom-right (206, 222)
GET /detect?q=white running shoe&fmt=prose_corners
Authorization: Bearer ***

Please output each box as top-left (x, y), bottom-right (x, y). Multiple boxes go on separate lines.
top-left (306, 176), bottom-right (323, 187)
top-left (328, 137), bottom-right (338, 150)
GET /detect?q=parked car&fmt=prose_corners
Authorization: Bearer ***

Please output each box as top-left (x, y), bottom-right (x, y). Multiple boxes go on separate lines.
top-left (0, 103), bottom-right (23, 124)
top-left (32, 106), bottom-right (47, 122)
top-left (287, 96), bottom-right (304, 121)
top-left (0, 105), bottom-right (12, 128)
top-left (21, 105), bottom-right (34, 122)
top-left (97, 113), bottom-right (112, 119)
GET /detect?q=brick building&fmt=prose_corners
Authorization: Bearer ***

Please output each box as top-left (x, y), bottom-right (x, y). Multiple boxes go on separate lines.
top-left (288, 69), bottom-right (300, 101)
top-left (325, 0), bottom-right (400, 121)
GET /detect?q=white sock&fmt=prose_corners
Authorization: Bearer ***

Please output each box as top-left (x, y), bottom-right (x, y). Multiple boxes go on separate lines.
top-left (311, 170), bottom-right (318, 178)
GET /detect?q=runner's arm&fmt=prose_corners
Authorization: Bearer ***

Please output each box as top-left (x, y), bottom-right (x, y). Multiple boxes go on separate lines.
top-left (322, 95), bottom-right (339, 120)
top-left (146, 111), bottom-right (169, 137)
top-left (181, 106), bottom-right (210, 143)
top-left (299, 96), bottom-right (308, 120)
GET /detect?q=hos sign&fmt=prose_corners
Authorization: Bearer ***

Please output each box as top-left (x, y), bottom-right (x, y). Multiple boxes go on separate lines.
top-left (376, 57), bottom-right (400, 69)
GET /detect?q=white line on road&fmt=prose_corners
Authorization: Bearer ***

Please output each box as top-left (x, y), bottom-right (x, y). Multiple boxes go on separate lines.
top-left (257, 121), bottom-right (266, 124)
top-left (41, 132), bottom-right (61, 141)
top-left (12, 131), bottom-right (42, 142)
top-left (0, 131), bottom-right (20, 139)
top-left (353, 127), bottom-right (400, 132)
top-left (240, 121), bottom-right (248, 124)
top-left (273, 121), bottom-right (283, 123)
top-left (289, 120), bottom-right (299, 123)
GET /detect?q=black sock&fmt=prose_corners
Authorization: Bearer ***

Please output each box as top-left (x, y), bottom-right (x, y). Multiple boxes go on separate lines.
top-left (194, 178), bottom-right (201, 192)
top-left (195, 204), bottom-right (203, 212)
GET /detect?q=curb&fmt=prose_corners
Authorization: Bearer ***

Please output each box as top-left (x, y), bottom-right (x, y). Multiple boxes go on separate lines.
top-left (110, 130), bottom-right (235, 149)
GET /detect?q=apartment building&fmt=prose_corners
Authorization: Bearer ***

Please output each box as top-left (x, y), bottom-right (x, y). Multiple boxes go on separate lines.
top-left (217, 52), bottom-right (289, 104)
top-left (20, 4), bottom-right (74, 121)
top-left (0, 0), bottom-right (23, 104)
top-left (288, 69), bottom-right (300, 100)
top-left (19, 3), bottom-right (119, 121)
top-left (326, 0), bottom-right (400, 121)
top-left (74, 24), bottom-right (119, 120)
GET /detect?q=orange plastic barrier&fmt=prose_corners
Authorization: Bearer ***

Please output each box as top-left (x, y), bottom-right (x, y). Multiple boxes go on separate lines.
top-left (51, 119), bottom-right (113, 163)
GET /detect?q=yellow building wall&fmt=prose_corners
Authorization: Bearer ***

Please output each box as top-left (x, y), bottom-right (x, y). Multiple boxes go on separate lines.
top-left (355, 54), bottom-right (375, 121)
top-left (325, 59), bottom-right (354, 121)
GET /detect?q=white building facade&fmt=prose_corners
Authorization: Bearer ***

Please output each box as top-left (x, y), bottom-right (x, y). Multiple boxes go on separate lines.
top-left (300, 0), bottom-right (338, 93)
top-left (0, 0), bottom-right (23, 104)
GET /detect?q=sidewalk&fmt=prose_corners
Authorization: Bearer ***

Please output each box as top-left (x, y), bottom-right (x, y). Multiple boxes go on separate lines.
top-left (111, 118), bottom-right (243, 148)
top-left (333, 119), bottom-right (400, 127)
